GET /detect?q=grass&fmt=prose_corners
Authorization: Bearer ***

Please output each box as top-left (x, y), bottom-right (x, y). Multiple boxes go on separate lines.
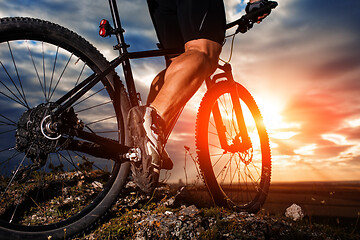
top-left (75, 193), bottom-right (360, 240)
top-left (2, 168), bottom-right (359, 239)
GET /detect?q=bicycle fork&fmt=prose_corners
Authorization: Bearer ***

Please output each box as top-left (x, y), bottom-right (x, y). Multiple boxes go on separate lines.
top-left (206, 63), bottom-right (252, 153)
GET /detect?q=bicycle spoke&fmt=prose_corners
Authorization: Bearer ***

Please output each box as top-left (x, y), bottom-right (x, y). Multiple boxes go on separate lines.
top-left (1, 149), bottom-right (29, 199)
top-left (59, 151), bottom-right (83, 173)
top-left (240, 165), bottom-right (251, 200)
top-left (61, 62), bottom-right (87, 103)
top-left (208, 143), bottom-right (224, 149)
top-left (0, 113), bottom-right (17, 125)
top-left (75, 62), bottom-right (86, 87)
top-left (6, 42), bottom-right (29, 108)
top-left (0, 62), bottom-right (28, 108)
top-left (210, 152), bottom-right (226, 157)
top-left (208, 130), bottom-right (218, 136)
top-left (0, 151), bottom-right (21, 167)
top-left (73, 87), bottom-right (106, 107)
top-left (49, 53), bottom-right (73, 101)
top-left (0, 128), bottom-right (16, 135)
top-left (245, 169), bottom-right (252, 201)
top-left (221, 154), bottom-right (234, 184)
top-left (26, 40), bottom-right (46, 101)
top-left (209, 118), bottom-right (217, 131)
top-left (85, 115), bottom-right (116, 126)
top-left (216, 154), bottom-right (233, 181)
top-left (212, 152), bottom-right (226, 168)
top-left (233, 155), bottom-right (242, 201)
top-left (244, 164), bottom-right (260, 186)
top-left (9, 189), bottom-right (25, 223)
top-left (249, 157), bottom-right (261, 177)
top-left (75, 100), bottom-right (112, 113)
top-left (232, 154), bottom-right (243, 201)
top-left (72, 150), bottom-right (110, 174)
top-left (0, 146), bottom-right (15, 154)
top-left (0, 89), bottom-right (27, 108)
top-left (57, 151), bottom-right (84, 175)
top-left (48, 46), bottom-right (59, 100)
top-left (230, 154), bottom-right (239, 185)
top-left (42, 42), bottom-right (47, 101)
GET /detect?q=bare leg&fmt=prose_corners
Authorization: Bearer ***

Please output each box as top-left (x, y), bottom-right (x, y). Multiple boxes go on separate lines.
top-left (147, 69), bottom-right (166, 105)
top-left (150, 39), bottom-right (222, 129)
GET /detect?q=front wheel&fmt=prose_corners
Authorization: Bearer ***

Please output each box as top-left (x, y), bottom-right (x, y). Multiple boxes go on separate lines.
top-left (195, 81), bottom-right (271, 213)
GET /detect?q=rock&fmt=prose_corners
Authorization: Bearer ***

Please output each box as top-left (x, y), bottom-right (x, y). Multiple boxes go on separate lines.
top-left (179, 205), bottom-right (199, 217)
top-left (164, 211), bottom-right (173, 216)
top-left (285, 203), bottom-right (304, 221)
top-left (78, 184), bottom-right (357, 240)
top-left (91, 181), bottom-right (103, 190)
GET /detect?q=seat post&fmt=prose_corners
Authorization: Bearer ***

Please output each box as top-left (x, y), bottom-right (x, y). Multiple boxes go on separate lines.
top-left (108, 0), bottom-right (139, 107)
top-left (108, 0), bottom-right (127, 53)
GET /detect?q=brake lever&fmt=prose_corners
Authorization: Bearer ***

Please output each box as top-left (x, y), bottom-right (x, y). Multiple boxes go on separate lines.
top-left (245, 1), bottom-right (278, 23)
top-left (226, 1), bottom-right (278, 34)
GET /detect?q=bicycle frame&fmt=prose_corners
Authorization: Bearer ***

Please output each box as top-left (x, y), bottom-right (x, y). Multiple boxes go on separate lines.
top-left (55, 0), bottom-right (183, 115)
top-left (0, 2), bottom-right (277, 236)
top-left (58, 0), bottom-right (278, 112)
top-left (47, 0), bottom-right (185, 161)
top-left (52, 0), bottom-right (275, 160)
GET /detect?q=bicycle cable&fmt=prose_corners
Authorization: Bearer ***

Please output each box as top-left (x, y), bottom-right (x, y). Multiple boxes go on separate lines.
top-left (219, 32), bottom-right (236, 64)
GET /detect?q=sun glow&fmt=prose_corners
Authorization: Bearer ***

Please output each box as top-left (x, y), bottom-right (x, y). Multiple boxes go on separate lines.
top-left (294, 144), bottom-right (317, 156)
top-left (255, 97), bottom-right (300, 138)
top-left (271, 131), bottom-right (299, 140)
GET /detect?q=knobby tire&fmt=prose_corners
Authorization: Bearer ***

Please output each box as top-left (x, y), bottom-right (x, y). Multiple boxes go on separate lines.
top-left (196, 81), bottom-right (271, 213)
top-left (0, 17), bottom-right (131, 239)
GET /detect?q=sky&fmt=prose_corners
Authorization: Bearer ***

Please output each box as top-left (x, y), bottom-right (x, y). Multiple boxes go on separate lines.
top-left (1, 0), bottom-right (360, 183)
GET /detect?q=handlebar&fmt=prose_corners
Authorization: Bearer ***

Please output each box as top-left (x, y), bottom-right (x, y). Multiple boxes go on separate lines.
top-left (226, 1), bottom-right (278, 34)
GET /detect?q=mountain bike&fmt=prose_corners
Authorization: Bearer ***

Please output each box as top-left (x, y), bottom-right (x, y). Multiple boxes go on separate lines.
top-left (0, 0), bottom-right (277, 239)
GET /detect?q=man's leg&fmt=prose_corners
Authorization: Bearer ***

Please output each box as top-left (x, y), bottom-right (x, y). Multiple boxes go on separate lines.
top-left (150, 38), bottom-right (222, 130)
top-left (147, 69), bottom-right (166, 106)
top-left (128, 38), bottom-right (221, 194)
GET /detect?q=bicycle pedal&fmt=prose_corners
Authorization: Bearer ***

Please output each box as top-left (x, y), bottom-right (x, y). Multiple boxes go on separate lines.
top-left (124, 147), bottom-right (142, 162)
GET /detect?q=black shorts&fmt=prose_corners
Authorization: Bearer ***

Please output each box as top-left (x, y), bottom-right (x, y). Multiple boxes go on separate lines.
top-left (147, 0), bottom-right (226, 49)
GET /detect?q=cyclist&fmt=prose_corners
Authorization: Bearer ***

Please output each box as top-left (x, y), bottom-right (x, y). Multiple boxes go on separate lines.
top-left (128, 0), bottom-right (271, 194)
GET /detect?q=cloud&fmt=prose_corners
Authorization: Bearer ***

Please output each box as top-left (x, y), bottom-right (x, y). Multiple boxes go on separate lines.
top-left (277, 92), bottom-right (351, 151)
top-left (339, 127), bottom-right (360, 141)
top-left (2, 0), bottom-right (360, 182)
top-left (223, 0), bottom-right (360, 181)
top-left (0, 0), bottom-right (158, 59)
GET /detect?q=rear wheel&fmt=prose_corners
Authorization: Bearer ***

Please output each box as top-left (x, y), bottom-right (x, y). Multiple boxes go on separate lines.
top-left (0, 17), bottom-right (131, 239)
top-left (196, 81), bottom-right (271, 213)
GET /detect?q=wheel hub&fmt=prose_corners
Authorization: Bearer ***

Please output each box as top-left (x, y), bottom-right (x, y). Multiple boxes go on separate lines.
top-left (227, 136), bottom-right (254, 165)
top-left (239, 148), bottom-right (253, 165)
top-left (15, 103), bottom-right (61, 160)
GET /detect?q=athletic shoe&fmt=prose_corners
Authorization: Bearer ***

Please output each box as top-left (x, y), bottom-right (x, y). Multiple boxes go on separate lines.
top-left (127, 105), bottom-right (166, 194)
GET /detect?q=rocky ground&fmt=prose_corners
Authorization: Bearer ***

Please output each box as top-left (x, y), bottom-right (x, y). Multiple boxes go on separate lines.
top-left (75, 183), bottom-right (360, 240)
